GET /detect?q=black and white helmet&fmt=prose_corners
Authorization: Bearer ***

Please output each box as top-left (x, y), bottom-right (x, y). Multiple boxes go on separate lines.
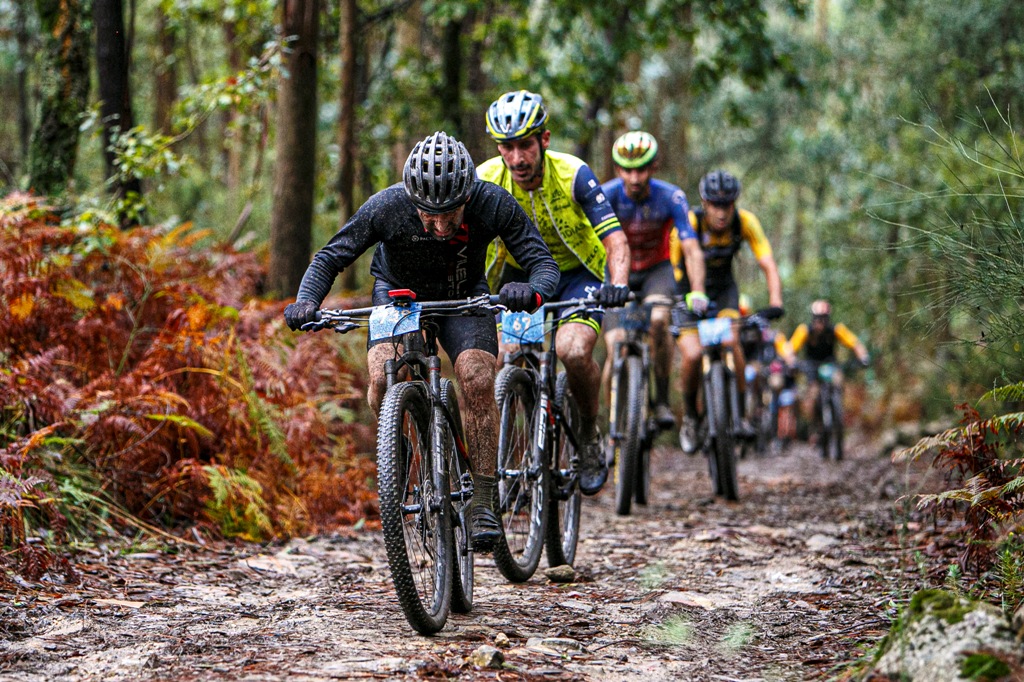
top-left (698, 170), bottom-right (741, 203)
top-left (403, 131), bottom-right (476, 213)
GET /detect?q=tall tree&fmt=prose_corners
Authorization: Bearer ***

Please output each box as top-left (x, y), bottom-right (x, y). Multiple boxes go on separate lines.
top-left (336, 0), bottom-right (357, 228)
top-left (27, 0), bottom-right (91, 197)
top-left (268, 0), bottom-right (319, 298)
top-left (153, 3), bottom-right (177, 135)
top-left (93, 0), bottom-right (143, 222)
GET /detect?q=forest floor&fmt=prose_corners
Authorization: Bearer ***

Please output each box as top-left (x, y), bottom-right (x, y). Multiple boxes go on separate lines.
top-left (1, 432), bottom-right (948, 681)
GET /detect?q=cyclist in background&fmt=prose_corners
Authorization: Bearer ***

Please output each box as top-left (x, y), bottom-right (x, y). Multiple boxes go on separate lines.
top-left (672, 170), bottom-right (784, 453)
top-left (284, 131), bottom-right (559, 551)
top-left (479, 89), bottom-right (631, 496)
top-left (600, 131), bottom-right (707, 429)
top-left (788, 299), bottom-right (870, 430)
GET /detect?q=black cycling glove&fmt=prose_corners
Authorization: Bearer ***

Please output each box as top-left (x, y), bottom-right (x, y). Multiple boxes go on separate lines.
top-left (499, 282), bottom-right (540, 313)
top-left (597, 284), bottom-right (630, 308)
top-left (763, 306), bottom-right (785, 320)
top-left (284, 300), bottom-right (320, 331)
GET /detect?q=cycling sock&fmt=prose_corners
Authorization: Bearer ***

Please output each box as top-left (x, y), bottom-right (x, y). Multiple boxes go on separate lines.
top-left (655, 375), bottom-right (670, 406)
top-left (473, 473), bottom-right (496, 510)
top-left (684, 391), bottom-right (698, 417)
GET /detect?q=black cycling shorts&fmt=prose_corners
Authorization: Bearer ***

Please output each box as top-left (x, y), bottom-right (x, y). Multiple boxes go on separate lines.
top-left (605, 260), bottom-right (676, 329)
top-left (367, 277), bottom-right (498, 361)
top-left (680, 277), bottom-right (739, 313)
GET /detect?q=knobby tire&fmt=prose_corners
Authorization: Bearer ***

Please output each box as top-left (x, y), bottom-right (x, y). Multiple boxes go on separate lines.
top-left (438, 379), bottom-right (473, 613)
top-left (376, 382), bottom-right (452, 635)
top-left (493, 365), bottom-right (547, 583)
top-left (708, 362), bottom-right (739, 501)
top-left (614, 355), bottom-right (644, 516)
top-left (546, 371), bottom-right (582, 567)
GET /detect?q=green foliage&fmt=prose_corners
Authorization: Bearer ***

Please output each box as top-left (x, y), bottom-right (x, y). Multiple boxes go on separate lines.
top-left (203, 465), bottom-right (272, 541)
top-left (644, 615), bottom-right (695, 646)
top-left (960, 652), bottom-right (1011, 681)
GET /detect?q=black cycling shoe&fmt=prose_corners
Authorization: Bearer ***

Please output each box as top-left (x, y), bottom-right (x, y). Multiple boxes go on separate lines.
top-left (579, 430), bottom-right (609, 496)
top-left (733, 418), bottom-right (757, 441)
top-left (654, 403), bottom-right (677, 430)
top-left (470, 505), bottom-right (502, 553)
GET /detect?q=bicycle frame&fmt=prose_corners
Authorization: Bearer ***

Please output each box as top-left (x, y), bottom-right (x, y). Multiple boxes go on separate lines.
top-left (501, 301), bottom-right (588, 496)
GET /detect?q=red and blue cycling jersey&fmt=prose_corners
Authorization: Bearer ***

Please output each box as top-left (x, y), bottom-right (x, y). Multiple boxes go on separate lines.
top-left (600, 177), bottom-right (695, 272)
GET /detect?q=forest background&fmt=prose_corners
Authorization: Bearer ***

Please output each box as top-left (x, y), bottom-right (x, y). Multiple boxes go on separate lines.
top-left (1, 0), bottom-right (1023, 584)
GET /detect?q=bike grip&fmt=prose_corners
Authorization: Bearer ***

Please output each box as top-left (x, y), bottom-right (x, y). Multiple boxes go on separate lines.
top-left (314, 310), bottom-right (322, 321)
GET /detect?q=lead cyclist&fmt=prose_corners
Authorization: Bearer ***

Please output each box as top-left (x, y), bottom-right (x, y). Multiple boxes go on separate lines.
top-left (283, 131), bottom-right (559, 552)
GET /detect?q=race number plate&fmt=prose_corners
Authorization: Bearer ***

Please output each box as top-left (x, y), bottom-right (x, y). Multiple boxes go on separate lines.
top-left (501, 308), bottom-right (545, 344)
top-left (697, 317), bottom-right (733, 347)
top-left (369, 303), bottom-right (422, 341)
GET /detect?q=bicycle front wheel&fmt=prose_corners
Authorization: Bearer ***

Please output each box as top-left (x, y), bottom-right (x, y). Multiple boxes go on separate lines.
top-left (546, 371), bottom-right (582, 567)
top-left (438, 379), bottom-right (473, 613)
top-left (613, 355), bottom-right (644, 516)
top-left (377, 381), bottom-right (452, 635)
top-left (707, 362), bottom-right (739, 501)
top-left (819, 386), bottom-right (834, 460)
top-left (493, 366), bottom-right (547, 583)
top-left (830, 387), bottom-right (844, 461)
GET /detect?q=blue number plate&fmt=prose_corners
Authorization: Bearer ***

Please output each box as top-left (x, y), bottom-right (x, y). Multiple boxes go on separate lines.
top-left (697, 317), bottom-right (733, 347)
top-left (369, 303), bottom-right (422, 341)
top-left (501, 308), bottom-right (545, 344)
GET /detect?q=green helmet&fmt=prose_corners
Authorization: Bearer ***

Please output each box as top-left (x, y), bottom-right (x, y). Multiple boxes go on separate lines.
top-left (486, 90), bottom-right (548, 142)
top-left (612, 131), bottom-right (658, 169)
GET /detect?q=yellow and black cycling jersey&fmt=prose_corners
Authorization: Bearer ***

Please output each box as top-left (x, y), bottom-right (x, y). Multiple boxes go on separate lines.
top-left (670, 207), bottom-right (772, 288)
top-left (789, 322), bottom-right (862, 363)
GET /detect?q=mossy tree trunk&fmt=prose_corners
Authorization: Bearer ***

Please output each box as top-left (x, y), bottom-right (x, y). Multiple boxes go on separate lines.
top-left (27, 0), bottom-right (92, 198)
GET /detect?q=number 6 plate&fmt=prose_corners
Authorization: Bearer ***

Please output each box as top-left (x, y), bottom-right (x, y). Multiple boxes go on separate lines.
top-left (370, 303), bottom-right (422, 341)
top-left (501, 308), bottom-right (545, 344)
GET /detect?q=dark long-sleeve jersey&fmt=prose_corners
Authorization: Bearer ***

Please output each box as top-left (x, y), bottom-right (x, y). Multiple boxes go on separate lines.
top-left (295, 180), bottom-right (559, 304)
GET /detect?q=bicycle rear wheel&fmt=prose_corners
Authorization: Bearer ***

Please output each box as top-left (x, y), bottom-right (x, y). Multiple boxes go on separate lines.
top-left (377, 381), bottom-right (452, 634)
top-left (707, 363), bottom-right (739, 501)
top-left (493, 366), bottom-right (547, 583)
top-left (438, 379), bottom-right (473, 613)
top-left (613, 355), bottom-right (643, 516)
top-left (546, 371), bottom-right (582, 567)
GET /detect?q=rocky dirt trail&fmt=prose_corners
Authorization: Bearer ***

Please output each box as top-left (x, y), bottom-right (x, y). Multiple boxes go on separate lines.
top-left (1, 435), bottom-right (933, 681)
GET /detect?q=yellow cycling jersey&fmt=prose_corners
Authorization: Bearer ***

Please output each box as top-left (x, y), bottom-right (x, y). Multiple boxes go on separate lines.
top-left (790, 322), bottom-right (862, 362)
top-left (479, 150), bottom-right (618, 288)
top-left (670, 207), bottom-right (772, 283)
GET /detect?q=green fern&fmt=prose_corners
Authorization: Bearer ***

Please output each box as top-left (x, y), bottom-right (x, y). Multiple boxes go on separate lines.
top-left (203, 465), bottom-right (272, 541)
top-left (234, 348), bottom-right (296, 475)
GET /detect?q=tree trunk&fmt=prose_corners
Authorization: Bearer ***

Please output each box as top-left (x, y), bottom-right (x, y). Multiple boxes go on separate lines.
top-left (14, 0), bottom-right (33, 174)
top-left (27, 0), bottom-right (91, 198)
top-left (461, 6), bottom-right (491, 164)
top-left (337, 0), bottom-right (359, 290)
top-left (791, 186), bottom-right (804, 267)
top-left (154, 8), bottom-right (177, 134)
top-left (222, 21), bottom-right (243, 192)
top-left (337, 0), bottom-right (357, 227)
top-left (667, 5), bottom-right (694, 188)
top-left (93, 0), bottom-right (143, 224)
top-left (439, 17), bottom-right (463, 136)
top-left (815, 0), bottom-right (829, 43)
top-left (268, 0), bottom-right (319, 299)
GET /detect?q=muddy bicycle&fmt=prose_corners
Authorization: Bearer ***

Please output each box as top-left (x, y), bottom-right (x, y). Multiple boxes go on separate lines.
top-left (304, 290), bottom-right (502, 634)
top-left (491, 297), bottom-right (598, 581)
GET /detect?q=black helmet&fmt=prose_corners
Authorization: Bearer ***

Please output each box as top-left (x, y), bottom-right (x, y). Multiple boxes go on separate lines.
top-left (485, 90), bottom-right (548, 141)
top-left (403, 131), bottom-right (476, 214)
top-left (698, 170), bottom-right (741, 203)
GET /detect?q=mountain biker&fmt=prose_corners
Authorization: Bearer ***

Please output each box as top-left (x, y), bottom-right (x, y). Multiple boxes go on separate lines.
top-left (599, 131), bottom-right (707, 430)
top-left (479, 89), bottom-right (631, 496)
top-left (787, 299), bottom-right (870, 432)
top-left (672, 170), bottom-right (784, 454)
top-left (283, 131), bottom-right (559, 552)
